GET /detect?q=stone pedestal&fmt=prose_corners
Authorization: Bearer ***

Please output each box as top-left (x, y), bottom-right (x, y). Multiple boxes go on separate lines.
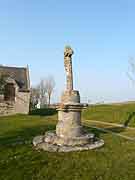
top-left (33, 90), bottom-right (104, 152)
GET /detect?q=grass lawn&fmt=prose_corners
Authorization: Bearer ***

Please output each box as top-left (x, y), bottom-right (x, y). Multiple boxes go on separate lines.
top-left (0, 104), bottom-right (135, 180)
top-left (83, 103), bottom-right (135, 126)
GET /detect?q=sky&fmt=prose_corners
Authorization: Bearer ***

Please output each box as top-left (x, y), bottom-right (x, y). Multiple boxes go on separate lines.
top-left (0, 0), bottom-right (135, 103)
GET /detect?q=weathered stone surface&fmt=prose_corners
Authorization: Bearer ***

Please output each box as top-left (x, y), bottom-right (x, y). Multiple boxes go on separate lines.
top-left (56, 111), bottom-right (83, 138)
top-left (33, 135), bottom-right (44, 146)
top-left (0, 102), bottom-right (14, 116)
top-left (37, 142), bottom-right (59, 152)
top-left (61, 90), bottom-right (80, 104)
top-left (44, 131), bottom-right (56, 143)
top-left (33, 134), bottom-right (104, 152)
top-left (64, 46), bottom-right (74, 91)
top-left (43, 131), bottom-right (95, 146)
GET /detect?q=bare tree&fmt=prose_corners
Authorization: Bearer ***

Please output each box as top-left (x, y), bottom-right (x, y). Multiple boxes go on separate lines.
top-left (45, 76), bottom-right (55, 106)
top-left (127, 57), bottom-right (135, 83)
top-left (30, 87), bottom-right (40, 109)
top-left (38, 79), bottom-right (47, 107)
top-left (30, 76), bottom-right (55, 109)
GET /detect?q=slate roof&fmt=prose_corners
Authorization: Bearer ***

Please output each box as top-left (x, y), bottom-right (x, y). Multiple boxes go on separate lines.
top-left (0, 65), bottom-right (30, 92)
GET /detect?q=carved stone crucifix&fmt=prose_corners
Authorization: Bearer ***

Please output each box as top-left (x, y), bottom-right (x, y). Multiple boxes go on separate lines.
top-left (64, 46), bottom-right (74, 91)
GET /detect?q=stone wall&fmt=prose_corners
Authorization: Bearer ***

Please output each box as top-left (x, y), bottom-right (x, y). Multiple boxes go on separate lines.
top-left (0, 92), bottom-right (30, 116)
top-left (0, 102), bottom-right (14, 116)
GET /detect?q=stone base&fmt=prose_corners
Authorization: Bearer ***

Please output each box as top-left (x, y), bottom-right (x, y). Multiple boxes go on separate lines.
top-left (33, 131), bottom-right (104, 152)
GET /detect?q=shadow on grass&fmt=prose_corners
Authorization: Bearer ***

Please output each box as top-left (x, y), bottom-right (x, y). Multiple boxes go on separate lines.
top-left (83, 126), bottom-right (103, 138)
top-left (105, 126), bottom-right (125, 133)
top-left (0, 124), bottom-right (56, 146)
top-left (29, 108), bottom-right (57, 116)
top-left (83, 125), bottom-right (126, 139)
top-left (0, 122), bottom-right (126, 147)
top-left (123, 112), bottom-right (135, 127)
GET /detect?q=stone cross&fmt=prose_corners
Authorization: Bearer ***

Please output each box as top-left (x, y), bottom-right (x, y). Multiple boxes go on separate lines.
top-left (33, 46), bottom-right (104, 152)
top-left (64, 46), bottom-right (74, 91)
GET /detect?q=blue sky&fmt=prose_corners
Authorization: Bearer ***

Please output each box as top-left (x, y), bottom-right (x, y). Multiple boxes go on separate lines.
top-left (0, 0), bottom-right (135, 103)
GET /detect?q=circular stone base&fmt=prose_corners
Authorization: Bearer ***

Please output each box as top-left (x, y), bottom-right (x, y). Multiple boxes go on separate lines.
top-left (33, 131), bottom-right (104, 152)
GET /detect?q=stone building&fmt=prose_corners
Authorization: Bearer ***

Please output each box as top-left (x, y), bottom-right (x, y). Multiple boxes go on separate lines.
top-left (0, 65), bottom-right (30, 116)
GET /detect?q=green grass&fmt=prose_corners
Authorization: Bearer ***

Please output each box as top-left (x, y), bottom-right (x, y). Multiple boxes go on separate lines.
top-left (83, 103), bottom-right (135, 126)
top-left (0, 104), bottom-right (135, 179)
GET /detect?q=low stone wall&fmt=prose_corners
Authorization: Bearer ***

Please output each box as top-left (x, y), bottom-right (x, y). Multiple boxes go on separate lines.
top-left (0, 102), bottom-right (15, 116)
top-left (0, 91), bottom-right (30, 116)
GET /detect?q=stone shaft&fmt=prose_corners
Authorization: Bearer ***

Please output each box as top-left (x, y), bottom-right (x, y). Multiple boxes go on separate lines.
top-left (64, 46), bottom-right (74, 91)
top-left (65, 57), bottom-right (73, 91)
top-left (56, 108), bottom-right (82, 138)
